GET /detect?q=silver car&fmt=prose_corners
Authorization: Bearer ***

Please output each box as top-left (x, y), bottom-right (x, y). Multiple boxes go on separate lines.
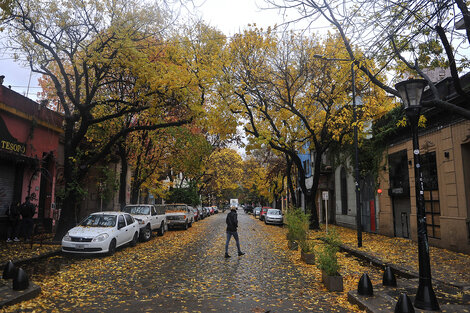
top-left (264, 209), bottom-right (283, 225)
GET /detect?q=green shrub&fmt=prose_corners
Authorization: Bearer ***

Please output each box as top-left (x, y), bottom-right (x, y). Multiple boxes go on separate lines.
top-left (285, 207), bottom-right (309, 243)
top-left (317, 228), bottom-right (341, 276)
top-left (300, 239), bottom-right (315, 253)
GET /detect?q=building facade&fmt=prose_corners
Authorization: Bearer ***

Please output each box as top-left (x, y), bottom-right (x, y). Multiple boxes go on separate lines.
top-left (0, 78), bottom-right (63, 235)
top-left (377, 76), bottom-right (470, 254)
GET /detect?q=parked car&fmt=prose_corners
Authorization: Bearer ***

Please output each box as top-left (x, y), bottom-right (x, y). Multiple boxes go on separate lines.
top-left (122, 204), bottom-right (166, 241)
top-left (244, 205), bottom-right (254, 214)
top-left (265, 209), bottom-right (284, 225)
top-left (62, 211), bottom-right (139, 255)
top-left (196, 207), bottom-right (204, 220)
top-left (165, 204), bottom-right (193, 230)
top-left (259, 207), bottom-right (271, 221)
top-left (191, 207), bottom-right (200, 221)
top-left (253, 207), bottom-right (261, 218)
top-left (213, 206), bottom-right (219, 214)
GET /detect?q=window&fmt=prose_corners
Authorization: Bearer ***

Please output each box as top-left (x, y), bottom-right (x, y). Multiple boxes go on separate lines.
top-left (421, 152), bottom-right (440, 239)
top-left (118, 215), bottom-right (126, 228)
top-left (340, 167), bottom-right (348, 215)
top-left (124, 214), bottom-right (134, 225)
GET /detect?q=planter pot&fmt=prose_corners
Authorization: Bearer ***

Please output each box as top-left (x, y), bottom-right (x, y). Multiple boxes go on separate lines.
top-left (287, 240), bottom-right (298, 250)
top-left (321, 270), bottom-right (343, 292)
top-left (301, 251), bottom-right (315, 264)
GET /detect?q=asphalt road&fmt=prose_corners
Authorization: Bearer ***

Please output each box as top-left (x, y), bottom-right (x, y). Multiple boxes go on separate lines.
top-left (15, 210), bottom-right (348, 313)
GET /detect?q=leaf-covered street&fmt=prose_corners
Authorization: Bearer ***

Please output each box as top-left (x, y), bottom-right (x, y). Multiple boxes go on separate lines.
top-left (4, 212), bottom-right (359, 312)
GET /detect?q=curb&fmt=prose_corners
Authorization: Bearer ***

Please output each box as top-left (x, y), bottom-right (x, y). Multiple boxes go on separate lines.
top-left (338, 243), bottom-right (470, 290)
top-left (12, 248), bottom-right (62, 268)
top-left (0, 282), bottom-right (41, 309)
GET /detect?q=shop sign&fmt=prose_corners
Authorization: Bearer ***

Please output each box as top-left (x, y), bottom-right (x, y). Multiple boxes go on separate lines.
top-left (0, 115), bottom-right (26, 154)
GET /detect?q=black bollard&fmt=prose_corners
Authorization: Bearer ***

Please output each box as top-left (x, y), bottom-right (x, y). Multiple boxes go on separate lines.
top-left (395, 293), bottom-right (415, 313)
top-left (12, 268), bottom-right (29, 290)
top-left (2, 260), bottom-right (16, 279)
top-left (358, 273), bottom-right (374, 296)
top-left (383, 266), bottom-right (397, 287)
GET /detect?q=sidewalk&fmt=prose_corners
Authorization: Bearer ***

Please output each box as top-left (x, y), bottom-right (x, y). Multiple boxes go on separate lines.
top-left (308, 225), bottom-right (470, 312)
top-left (0, 238), bottom-right (61, 309)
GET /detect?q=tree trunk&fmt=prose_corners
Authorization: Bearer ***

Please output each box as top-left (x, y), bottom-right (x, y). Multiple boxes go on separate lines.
top-left (286, 155), bottom-right (297, 207)
top-left (309, 150), bottom-right (323, 230)
top-left (118, 143), bottom-right (128, 209)
top-left (54, 126), bottom-right (80, 240)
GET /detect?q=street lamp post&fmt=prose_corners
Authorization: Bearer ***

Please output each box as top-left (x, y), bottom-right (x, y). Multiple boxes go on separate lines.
top-left (351, 63), bottom-right (362, 248)
top-left (313, 54), bottom-right (362, 247)
top-left (395, 79), bottom-right (440, 311)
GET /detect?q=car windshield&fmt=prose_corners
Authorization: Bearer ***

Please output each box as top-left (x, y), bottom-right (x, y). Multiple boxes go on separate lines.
top-left (267, 209), bottom-right (281, 215)
top-left (165, 204), bottom-right (187, 213)
top-left (79, 214), bottom-right (116, 227)
top-left (123, 206), bottom-right (150, 215)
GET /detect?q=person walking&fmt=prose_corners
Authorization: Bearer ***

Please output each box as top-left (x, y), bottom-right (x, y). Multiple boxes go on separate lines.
top-left (19, 196), bottom-right (36, 242)
top-left (6, 201), bottom-right (21, 242)
top-left (225, 206), bottom-right (244, 258)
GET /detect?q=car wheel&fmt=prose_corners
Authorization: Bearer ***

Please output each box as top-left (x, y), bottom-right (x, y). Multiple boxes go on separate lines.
top-left (158, 222), bottom-right (165, 236)
top-left (107, 239), bottom-right (116, 256)
top-left (130, 232), bottom-right (138, 247)
top-left (141, 225), bottom-right (152, 241)
top-left (189, 221), bottom-right (192, 227)
top-left (184, 222), bottom-right (188, 230)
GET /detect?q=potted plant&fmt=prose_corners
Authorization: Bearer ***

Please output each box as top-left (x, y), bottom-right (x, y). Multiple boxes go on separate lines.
top-left (317, 228), bottom-right (343, 291)
top-left (300, 240), bottom-right (316, 264)
top-left (285, 208), bottom-right (309, 250)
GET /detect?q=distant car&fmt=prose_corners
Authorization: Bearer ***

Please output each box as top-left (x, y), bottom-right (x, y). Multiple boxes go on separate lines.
top-left (122, 204), bottom-right (166, 241)
top-left (191, 207), bottom-right (200, 221)
top-left (264, 209), bottom-right (284, 225)
top-left (259, 207), bottom-right (271, 221)
top-left (197, 207), bottom-right (204, 219)
top-left (253, 207), bottom-right (261, 218)
top-left (165, 204), bottom-right (193, 230)
top-left (213, 206), bottom-right (219, 214)
top-left (244, 205), bottom-right (254, 214)
top-left (62, 211), bottom-right (139, 255)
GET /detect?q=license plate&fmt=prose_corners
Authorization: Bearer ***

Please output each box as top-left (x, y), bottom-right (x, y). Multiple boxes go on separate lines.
top-left (75, 244), bottom-right (85, 249)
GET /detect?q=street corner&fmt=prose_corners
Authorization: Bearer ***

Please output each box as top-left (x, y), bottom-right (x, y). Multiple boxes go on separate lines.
top-left (0, 279), bottom-right (41, 309)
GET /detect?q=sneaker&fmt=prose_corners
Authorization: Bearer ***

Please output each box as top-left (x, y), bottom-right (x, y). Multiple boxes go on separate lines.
top-left (6, 238), bottom-right (12, 243)
top-left (238, 252), bottom-right (245, 256)
top-left (13, 238), bottom-right (20, 242)
top-left (225, 253), bottom-right (231, 258)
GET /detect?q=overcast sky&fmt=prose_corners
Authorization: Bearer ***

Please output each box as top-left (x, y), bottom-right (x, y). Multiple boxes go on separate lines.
top-left (0, 0), bottom-right (328, 101)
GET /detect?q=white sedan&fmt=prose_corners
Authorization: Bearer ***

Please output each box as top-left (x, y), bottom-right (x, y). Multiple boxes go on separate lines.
top-left (62, 211), bottom-right (139, 255)
top-left (264, 209), bottom-right (284, 225)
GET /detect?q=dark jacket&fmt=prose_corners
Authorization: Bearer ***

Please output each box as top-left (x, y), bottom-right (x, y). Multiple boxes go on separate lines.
top-left (226, 210), bottom-right (238, 232)
top-left (7, 203), bottom-right (20, 222)
top-left (20, 200), bottom-right (35, 219)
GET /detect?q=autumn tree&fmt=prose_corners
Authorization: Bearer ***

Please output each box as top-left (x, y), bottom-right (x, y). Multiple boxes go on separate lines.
top-left (200, 148), bottom-right (244, 205)
top-left (2, 0), bottom-right (201, 239)
top-left (267, 0), bottom-right (470, 119)
top-left (222, 27), bottom-right (392, 228)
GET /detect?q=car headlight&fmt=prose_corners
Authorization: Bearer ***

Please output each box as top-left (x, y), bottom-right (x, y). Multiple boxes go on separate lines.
top-left (135, 218), bottom-right (145, 225)
top-left (63, 232), bottom-right (71, 241)
top-left (92, 233), bottom-right (109, 242)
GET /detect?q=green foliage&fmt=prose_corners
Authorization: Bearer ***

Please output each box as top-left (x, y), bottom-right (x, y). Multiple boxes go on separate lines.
top-left (300, 239), bottom-right (315, 253)
top-left (96, 166), bottom-right (119, 203)
top-left (317, 228), bottom-right (341, 276)
top-left (166, 184), bottom-right (200, 206)
top-left (285, 207), bottom-right (309, 243)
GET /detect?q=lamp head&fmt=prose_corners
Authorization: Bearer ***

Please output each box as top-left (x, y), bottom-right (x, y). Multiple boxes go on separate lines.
top-left (394, 79), bottom-right (427, 109)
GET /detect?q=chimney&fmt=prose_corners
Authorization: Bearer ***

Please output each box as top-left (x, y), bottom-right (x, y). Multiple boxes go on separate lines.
top-left (0, 75), bottom-right (4, 85)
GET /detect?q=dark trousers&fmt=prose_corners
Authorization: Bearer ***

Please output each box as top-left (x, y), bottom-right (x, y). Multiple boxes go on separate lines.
top-left (7, 220), bottom-right (20, 239)
top-left (21, 218), bottom-right (34, 240)
top-left (225, 231), bottom-right (241, 254)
